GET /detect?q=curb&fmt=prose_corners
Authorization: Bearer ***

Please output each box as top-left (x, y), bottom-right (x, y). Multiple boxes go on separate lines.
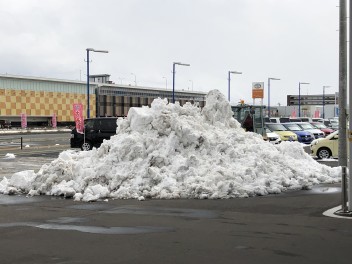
top-left (0, 128), bottom-right (72, 135)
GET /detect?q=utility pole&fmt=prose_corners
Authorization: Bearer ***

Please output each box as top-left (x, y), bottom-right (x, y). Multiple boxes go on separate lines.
top-left (348, 0), bottom-right (352, 212)
top-left (337, 0), bottom-right (349, 215)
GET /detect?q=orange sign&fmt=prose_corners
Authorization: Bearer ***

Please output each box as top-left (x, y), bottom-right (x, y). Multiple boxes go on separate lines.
top-left (252, 82), bottom-right (264, 99)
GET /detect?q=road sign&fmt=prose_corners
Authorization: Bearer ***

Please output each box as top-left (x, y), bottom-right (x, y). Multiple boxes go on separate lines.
top-left (252, 82), bottom-right (264, 99)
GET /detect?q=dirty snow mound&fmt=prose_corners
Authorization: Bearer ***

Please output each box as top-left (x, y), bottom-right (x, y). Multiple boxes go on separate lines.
top-left (0, 90), bottom-right (340, 201)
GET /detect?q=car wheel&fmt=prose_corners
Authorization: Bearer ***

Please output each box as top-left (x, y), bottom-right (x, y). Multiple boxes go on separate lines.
top-left (81, 141), bottom-right (93, 151)
top-left (317, 147), bottom-right (332, 159)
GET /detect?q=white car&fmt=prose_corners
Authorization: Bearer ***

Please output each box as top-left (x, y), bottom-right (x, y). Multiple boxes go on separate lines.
top-left (264, 128), bottom-right (282, 144)
top-left (310, 131), bottom-right (339, 159)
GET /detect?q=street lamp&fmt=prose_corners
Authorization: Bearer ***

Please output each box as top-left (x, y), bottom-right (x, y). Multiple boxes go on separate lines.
top-left (268, 77), bottom-right (280, 118)
top-left (86, 48), bottom-right (108, 118)
top-left (131, 73), bottom-right (137, 86)
top-left (163, 77), bottom-right (167, 89)
top-left (228, 71), bottom-right (242, 102)
top-left (323, 86), bottom-right (331, 119)
top-left (298, 82), bottom-right (310, 117)
top-left (189, 80), bottom-right (193, 91)
top-left (172, 62), bottom-right (190, 103)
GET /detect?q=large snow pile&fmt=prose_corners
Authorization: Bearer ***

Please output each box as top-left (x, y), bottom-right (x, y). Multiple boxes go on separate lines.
top-left (0, 90), bottom-right (340, 201)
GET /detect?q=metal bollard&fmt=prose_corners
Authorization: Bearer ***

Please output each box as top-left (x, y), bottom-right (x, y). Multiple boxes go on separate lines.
top-left (20, 137), bottom-right (23, 150)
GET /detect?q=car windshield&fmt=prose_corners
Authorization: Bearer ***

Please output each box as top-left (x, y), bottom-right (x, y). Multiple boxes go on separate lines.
top-left (298, 123), bottom-right (314, 130)
top-left (290, 118), bottom-right (301, 122)
top-left (85, 120), bottom-right (95, 130)
top-left (312, 123), bottom-right (327, 129)
top-left (283, 124), bottom-right (302, 131)
top-left (266, 124), bottom-right (287, 131)
top-left (299, 118), bottom-right (309, 122)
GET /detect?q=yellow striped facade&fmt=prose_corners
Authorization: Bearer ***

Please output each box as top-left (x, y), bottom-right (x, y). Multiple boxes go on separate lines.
top-left (0, 88), bottom-right (95, 122)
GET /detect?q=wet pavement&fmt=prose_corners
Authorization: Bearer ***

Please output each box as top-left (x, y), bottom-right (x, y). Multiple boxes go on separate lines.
top-left (0, 183), bottom-right (351, 264)
top-left (0, 156), bottom-right (54, 179)
top-left (0, 139), bottom-right (349, 263)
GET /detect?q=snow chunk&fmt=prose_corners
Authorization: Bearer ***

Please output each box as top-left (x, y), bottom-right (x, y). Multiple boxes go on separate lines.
top-left (4, 153), bottom-right (16, 159)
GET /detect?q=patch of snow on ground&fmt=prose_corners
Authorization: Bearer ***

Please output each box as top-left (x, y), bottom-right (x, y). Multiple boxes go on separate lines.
top-left (0, 90), bottom-right (340, 201)
top-left (4, 153), bottom-right (16, 159)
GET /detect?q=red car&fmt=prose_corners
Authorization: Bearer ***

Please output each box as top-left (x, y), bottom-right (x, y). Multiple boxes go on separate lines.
top-left (310, 122), bottom-right (334, 136)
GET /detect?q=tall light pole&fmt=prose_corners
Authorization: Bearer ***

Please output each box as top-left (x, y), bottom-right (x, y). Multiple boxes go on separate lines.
top-left (131, 73), bottom-right (137, 86)
top-left (86, 48), bottom-right (108, 118)
top-left (298, 82), bottom-right (309, 117)
top-left (268, 77), bottom-right (280, 118)
top-left (172, 62), bottom-right (190, 103)
top-left (228, 71), bottom-right (242, 102)
top-left (189, 80), bottom-right (193, 91)
top-left (163, 77), bottom-right (167, 89)
top-left (322, 86), bottom-right (331, 119)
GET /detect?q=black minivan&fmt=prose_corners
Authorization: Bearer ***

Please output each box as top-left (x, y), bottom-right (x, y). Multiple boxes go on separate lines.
top-left (70, 117), bottom-right (118, 151)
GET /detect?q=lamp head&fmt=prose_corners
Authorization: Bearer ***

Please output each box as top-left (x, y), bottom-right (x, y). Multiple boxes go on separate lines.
top-left (87, 48), bottom-right (108, 53)
top-left (174, 62), bottom-right (190, 66)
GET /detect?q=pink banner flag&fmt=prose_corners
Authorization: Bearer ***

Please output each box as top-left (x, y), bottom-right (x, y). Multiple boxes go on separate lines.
top-left (52, 113), bottom-right (57, 128)
top-left (73, 103), bottom-right (84, 134)
top-left (21, 113), bottom-right (27, 129)
top-left (314, 110), bottom-right (320, 118)
top-left (291, 108), bottom-right (296, 118)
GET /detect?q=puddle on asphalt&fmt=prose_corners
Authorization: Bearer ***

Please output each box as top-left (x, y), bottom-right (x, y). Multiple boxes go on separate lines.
top-left (69, 204), bottom-right (218, 219)
top-left (68, 203), bottom-right (114, 211)
top-left (0, 222), bottom-right (174, 235)
top-left (0, 194), bottom-right (43, 205)
top-left (305, 186), bottom-right (341, 195)
top-left (104, 206), bottom-right (219, 219)
top-left (46, 217), bottom-right (88, 224)
top-left (36, 224), bottom-right (174, 234)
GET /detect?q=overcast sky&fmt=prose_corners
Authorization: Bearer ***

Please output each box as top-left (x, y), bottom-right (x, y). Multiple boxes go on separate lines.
top-left (0, 0), bottom-right (339, 106)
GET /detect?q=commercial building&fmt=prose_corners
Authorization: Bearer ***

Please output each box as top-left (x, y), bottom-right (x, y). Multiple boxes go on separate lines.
top-left (0, 74), bottom-right (207, 127)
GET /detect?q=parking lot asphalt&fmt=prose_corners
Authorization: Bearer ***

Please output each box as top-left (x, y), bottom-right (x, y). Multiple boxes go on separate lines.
top-left (0, 183), bottom-right (350, 264)
top-left (0, 128), bottom-right (348, 263)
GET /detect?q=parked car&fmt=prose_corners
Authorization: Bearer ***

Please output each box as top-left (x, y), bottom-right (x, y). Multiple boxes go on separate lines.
top-left (281, 123), bottom-right (314, 144)
top-left (323, 118), bottom-right (339, 130)
top-left (264, 117), bottom-right (271, 123)
top-left (265, 123), bottom-right (298, 141)
top-left (269, 117), bottom-right (281, 123)
top-left (289, 118), bottom-right (302, 122)
top-left (0, 120), bottom-right (11, 129)
top-left (269, 117), bottom-right (302, 123)
top-left (310, 130), bottom-right (338, 159)
top-left (298, 117), bottom-right (311, 122)
top-left (70, 117), bottom-right (118, 151)
top-left (310, 122), bottom-right (334, 136)
top-left (312, 118), bottom-right (324, 123)
top-left (263, 128), bottom-right (282, 144)
top-left (292, 122), bottom-right (325, 139)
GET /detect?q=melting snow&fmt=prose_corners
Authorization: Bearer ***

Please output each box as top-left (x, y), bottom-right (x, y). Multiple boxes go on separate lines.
top-left (4, 153), bottom-right (16, 159)
top-left (0, 90), bottom-right (340, 201)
